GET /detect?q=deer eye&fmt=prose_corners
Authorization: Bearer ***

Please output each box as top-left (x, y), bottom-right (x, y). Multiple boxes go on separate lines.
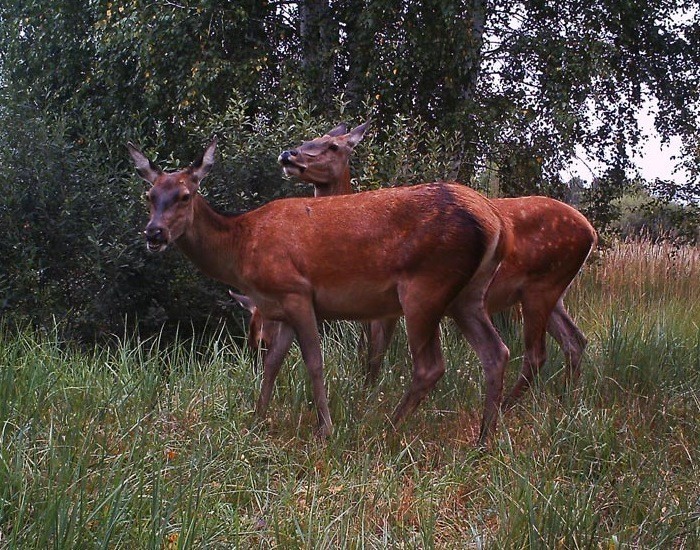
top-left (328, 143), bottom-right (339, 151)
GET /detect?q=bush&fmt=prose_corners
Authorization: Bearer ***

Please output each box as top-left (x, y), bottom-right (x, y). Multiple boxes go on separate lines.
top-left (0, 94), bottom-right (485, 342)
top-left (613, 190), bottom-right (700, 243)
top-left (0, 103), bottom-right (175, 339)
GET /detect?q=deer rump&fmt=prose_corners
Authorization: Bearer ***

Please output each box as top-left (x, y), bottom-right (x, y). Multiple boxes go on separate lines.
top-left (236, 182), bottom-right (494, 323)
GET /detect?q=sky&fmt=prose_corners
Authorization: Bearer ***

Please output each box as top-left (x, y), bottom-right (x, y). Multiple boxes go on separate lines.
top-left (564, 104), bottom-right (687, 187)
top-left (631, 111), bottom-right (686, 184)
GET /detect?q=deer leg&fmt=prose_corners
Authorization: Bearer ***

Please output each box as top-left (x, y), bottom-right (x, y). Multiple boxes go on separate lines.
top-left (255, 322), bottom-right (294, 418)
top-left (390, 321), bottom-right (444, 427)
top-left (451, 300), bottom-right (510, 447)
top-left (547, 299), bottom-right (587, 386)
top-left (250, 318), bottom-right (285, 372)
top-left (357, 321), bottom-right (371, 368)
top-left (365, 317), bottom-right (399, 385)
top-left (501, 299), bottom-right (550, 410)
top-left (390, 284), bottom-right (446, 426)
top-left (283, 295), bottom-right (333, 438)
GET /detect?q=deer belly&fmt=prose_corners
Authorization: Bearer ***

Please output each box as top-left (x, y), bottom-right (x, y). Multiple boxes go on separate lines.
top-left (312, 285), bottom-right (402, 321)
top-left (486, 275), bottom-right (525, 314)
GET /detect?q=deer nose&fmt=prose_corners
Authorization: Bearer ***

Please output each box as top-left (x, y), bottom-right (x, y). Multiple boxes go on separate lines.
top-left (145, 225), bottom-right (167, 243)
top-left (278, 150), bottom-right (297, 164)
top-left (144, 224), bottom-right (168, 252)
top-left (145, 225), bottom-right (161, 238)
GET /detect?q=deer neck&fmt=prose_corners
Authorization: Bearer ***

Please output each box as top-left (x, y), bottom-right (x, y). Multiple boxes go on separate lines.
top-left (313, 163), bottom-right (353, 197)
top-left (175, 195), bottom-right (245, 288)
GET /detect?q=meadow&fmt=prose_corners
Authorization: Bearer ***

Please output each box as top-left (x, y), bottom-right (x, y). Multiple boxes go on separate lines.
top-left (1, 238), bottom-right (699, 548)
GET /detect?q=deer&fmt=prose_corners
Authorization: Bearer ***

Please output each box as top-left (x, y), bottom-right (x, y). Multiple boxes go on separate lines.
top-left (128, 137), bottom-right (512, 445)
top-left (237, 121), bottom-right (597, 409)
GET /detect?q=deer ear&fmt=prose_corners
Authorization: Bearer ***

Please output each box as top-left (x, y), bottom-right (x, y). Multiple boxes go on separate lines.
top-left (191, 136), bottom-right (217, 181)
top-left (229, 290), bottom-right (257, 314)
top-left (127, 142), bottom-right (161, 184)
top-left (326, 123), bottom-right (348, 137)
top-left (346, 120), bottom-right (370, 148)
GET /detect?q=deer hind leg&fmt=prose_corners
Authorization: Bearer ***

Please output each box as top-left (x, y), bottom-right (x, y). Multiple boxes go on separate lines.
top-left (451, 299), bottom-right (510, 447)
top-left (255, 322), bottom-right (295, 419)
top-left (282, 294), bottom-right (333, 438)
top-left (357, 321), bottom-right (371, 369)
top-left (502, 290), bottom-right (562, 409)
top-left (501, 309), bottom-right (547, 410)
top-left (390, 321), bottom-right (444, 428)
top-left (547, 299), bottom-right (588, 387)
top-left (365, 317), bottom-right (399, 385)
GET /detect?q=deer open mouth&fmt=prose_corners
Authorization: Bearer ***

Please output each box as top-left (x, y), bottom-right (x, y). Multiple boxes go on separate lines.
top-left (146, 237), bottom-right (168, 253)
top-left (282, 164), bottom-right (304, 177)
top-left (278, 154), bottom-right (306, 176)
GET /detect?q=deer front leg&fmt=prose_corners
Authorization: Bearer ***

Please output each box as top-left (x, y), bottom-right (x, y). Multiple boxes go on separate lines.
top-left (365, 317), bottom-right (398, 385)
top-left (283, 294), bottom-right (333, 438)
top-left (255, 322), bottom-right (295, 418)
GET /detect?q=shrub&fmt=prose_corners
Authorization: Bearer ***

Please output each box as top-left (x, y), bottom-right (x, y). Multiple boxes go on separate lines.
top-left (1, 92), bottom-right (495, 342)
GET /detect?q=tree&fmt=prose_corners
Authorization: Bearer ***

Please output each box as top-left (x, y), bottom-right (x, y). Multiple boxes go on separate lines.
top-left (312, 0), bottom-right (699, 196)
top-left (0, 0), bottom-right (281, 153)
top-left (483, 0), bottom-right (699, 197)
top-left (2, 1), bottom-right (697, 188)
top-left (1, 0), bottom-right (698, 338)
top-left (298, 0), bottom-right (337, 111)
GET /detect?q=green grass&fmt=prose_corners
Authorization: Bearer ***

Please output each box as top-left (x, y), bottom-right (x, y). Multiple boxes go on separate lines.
top-left (1, 239), bottom-right (699, 548)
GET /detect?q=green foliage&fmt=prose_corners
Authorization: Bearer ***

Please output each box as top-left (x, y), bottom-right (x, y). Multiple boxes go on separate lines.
top-left (0, 0), bottom-right (279, 153)
top-left (613, 186), bottom-right (700, 243)
top-left (579, 166), bottom-right (629, 236)
top-left (0, 103), bottom-right (145, 336)
top-left (353, 113), bottom-right (482, 192)
top-left (1, 0), bottom-right (698, 337)
top-left (3, 0), bottom-right (698, 182)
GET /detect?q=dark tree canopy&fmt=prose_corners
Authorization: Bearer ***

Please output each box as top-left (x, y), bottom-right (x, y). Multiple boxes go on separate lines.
top-left (1, 0), bottom-right (698, 338)
top-left (2, 0), bottom-right (697, 184)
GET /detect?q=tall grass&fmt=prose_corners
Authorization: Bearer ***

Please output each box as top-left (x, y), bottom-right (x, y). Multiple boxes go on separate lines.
top-left (1, 238), bottom-right (699, 548)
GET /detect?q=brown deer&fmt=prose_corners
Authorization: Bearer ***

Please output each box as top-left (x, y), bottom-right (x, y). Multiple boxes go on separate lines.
top-left (128, 138), bottom-right (511, 444)
top-left (243, 122), bottom-right (597, 408)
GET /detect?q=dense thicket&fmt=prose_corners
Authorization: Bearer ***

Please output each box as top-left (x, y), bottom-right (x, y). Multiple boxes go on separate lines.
top-left (1, 0), bottom-right (698, 339)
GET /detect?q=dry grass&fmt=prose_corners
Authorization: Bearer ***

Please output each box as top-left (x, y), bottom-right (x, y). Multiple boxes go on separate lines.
top-left (592, 238), bottom-right (700, 303)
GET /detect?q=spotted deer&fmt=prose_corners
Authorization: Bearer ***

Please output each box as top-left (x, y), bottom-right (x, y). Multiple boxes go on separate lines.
top-left (241, 122), bottom-right (597, 409)
top-left (128, 137), bottom-right (511, 444)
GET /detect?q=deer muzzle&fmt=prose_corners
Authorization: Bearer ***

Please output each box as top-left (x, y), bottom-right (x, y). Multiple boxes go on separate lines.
top-left (144, 224), bottom-right (169, 253)
top-left (278, 150), bottom-right (305, 175)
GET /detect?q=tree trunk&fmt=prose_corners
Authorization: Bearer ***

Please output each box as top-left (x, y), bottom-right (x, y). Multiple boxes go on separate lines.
top-left (299, 0), bottom-right (337, 111)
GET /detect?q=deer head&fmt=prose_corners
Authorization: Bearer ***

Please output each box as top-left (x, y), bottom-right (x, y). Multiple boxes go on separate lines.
top-left (127, 138), bottom-right (217, 252)
top-left (278, 121), bottom-right (369, 191)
